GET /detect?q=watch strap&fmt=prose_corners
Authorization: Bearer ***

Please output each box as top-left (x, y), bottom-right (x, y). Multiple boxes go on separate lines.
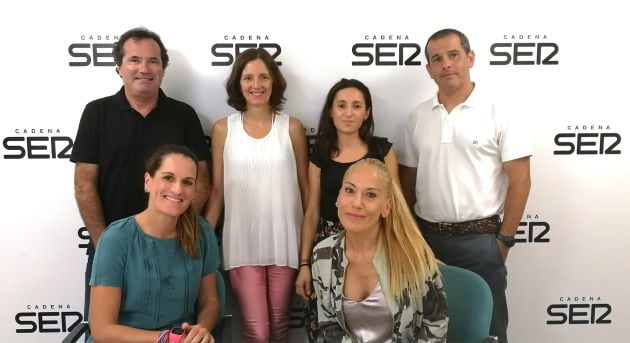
top-left (496, 232), bottom-right (516, 247)
top-left (156, 330), bottom-right (169, 343)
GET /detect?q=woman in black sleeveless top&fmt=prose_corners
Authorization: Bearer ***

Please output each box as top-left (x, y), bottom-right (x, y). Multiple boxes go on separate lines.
top-left (295, 78), bottom-right (400, 341)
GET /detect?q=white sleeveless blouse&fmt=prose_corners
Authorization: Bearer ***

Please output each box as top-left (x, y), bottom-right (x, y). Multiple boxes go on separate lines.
top-left (222, 112), bottom-right (302, 270)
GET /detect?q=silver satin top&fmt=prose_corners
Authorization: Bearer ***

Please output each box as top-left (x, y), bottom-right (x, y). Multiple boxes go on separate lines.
top-left (342, 282), bottom-right (393, 342)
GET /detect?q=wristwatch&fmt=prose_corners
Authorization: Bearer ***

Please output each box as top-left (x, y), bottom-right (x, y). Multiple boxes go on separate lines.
top-left (496, 233), bottom-right (516, 248)
top-left (169, 327), bottom-right (185, 343)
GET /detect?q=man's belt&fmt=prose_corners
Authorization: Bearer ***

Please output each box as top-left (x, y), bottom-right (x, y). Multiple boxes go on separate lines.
top-left (418, 215), bottom-right (501, 236)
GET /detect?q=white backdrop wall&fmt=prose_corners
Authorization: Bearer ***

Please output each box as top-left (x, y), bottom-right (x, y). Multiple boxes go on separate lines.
top-left (1, 1), bottom-right (628, 342)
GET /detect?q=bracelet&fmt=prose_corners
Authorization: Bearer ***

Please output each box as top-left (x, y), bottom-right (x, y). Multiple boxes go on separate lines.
top-left (156, 330), bottom-right (169, 343)
top-left (299, 262), bottom-right (310, 268)
top-left (299, 258), bottom-right (310, 263)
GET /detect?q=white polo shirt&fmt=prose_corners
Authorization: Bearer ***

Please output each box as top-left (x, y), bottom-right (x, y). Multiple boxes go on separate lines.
top-left (399, 84), bottom-right (533, 223)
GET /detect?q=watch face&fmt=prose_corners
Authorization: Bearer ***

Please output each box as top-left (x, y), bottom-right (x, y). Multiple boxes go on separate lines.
top-left (504, 239), bottom-right (515, 247)
top-left (498, 234), bottom-right (516, 247)
top-left (171, 327), bottom-right (185, 335)
top-left (169, 327), bottom-right (185, 343)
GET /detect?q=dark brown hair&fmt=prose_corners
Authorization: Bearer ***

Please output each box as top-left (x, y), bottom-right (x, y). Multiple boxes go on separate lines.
top-left (145, 144), bottom-right (200, 258)
top-left (424, 28), bottom-right (471, 64)
top-left (225, 48), bottom-right (286, 112)
top-left (314, 78), bottom-right (374, 159)
top-left (112, 27), bottom-right (169, 69)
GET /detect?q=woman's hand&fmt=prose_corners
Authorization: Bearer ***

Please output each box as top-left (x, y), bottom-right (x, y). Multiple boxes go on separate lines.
top-left (295, 266), bottom-right (314, 301)
top-left (181, 322), bottom-right (214, 343)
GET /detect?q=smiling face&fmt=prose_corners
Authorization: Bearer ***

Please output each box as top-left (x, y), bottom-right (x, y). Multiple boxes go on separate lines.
top-left (144, 153), bottom-right (197, 218)
top-left (240, 58), bottom-right (273, 108)
top-left (331, 87), bottom-right (371, 135)
top-left (117, 38), bottom-right (164, 98)
top-left (425, 33), bottom-right (475, 93)
top-left (337, 163), bottom-right (391, 234)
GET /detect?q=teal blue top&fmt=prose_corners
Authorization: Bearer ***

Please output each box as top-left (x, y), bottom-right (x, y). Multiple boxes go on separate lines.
top-left (89, 215), bottom-right (220, 332)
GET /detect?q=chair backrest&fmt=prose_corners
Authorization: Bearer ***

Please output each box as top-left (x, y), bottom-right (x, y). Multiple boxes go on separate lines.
top-left (213, 270), bottom-right (234, 342)
top-left (215, 270), bottom-right (227, 320)
top-left (438, 264), bottom-right (493, 343)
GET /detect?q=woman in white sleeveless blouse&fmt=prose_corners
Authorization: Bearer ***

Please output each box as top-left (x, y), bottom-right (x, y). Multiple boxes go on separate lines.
top-left (205, 48), bottom-right (308, 343)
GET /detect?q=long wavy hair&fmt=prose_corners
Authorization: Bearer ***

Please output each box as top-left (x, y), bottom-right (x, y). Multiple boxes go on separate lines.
top-left (314, 78), bottom-right (374, 159)
top-left (145, 144), bottom-right (200, 258)
top-left (347, 158), bottom-right (438, 300)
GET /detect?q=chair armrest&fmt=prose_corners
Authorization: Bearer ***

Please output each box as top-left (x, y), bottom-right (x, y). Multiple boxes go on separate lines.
top-left (61, 322), bottom-right (89, 343)
top-left (213, 314), bottom-right (233, 343)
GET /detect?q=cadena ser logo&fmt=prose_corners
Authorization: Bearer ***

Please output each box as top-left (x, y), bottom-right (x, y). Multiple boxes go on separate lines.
top-left (78, 227), bottom-right (91, 253)
top-left (68, 34), bottom-right (118, 67)
top-left (15, 304), bottom-right (83, 333)
top-left (547, 296), bottom-right (612, 325)
top-left (554, 124), bottom-right (621, 155)
top-left (211, 34), bottom-right (282, 66)
top-left (3, 128), bottom-right (73, 159)
top-left (352, 34), bottom-right (422, 66)
top-left (516, 214), bottom-right (550, 244)
top-left (304, 127), bottom-right (316, 155)
top-left (490, 33), bottom-right (558, 66)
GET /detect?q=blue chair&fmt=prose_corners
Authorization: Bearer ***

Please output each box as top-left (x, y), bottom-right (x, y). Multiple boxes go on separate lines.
top-left (213, 270), bottom-right (232, 342)
top-left (62, 270), bottom-right (231, 343)
top-left (61, 321), bottom-right (89, 343)
top-left (438, 264), bottom-right (498, 343)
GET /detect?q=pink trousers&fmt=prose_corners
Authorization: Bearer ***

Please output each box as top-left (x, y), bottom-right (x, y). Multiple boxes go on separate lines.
top-left (229, 265), bottom-right (297, 343)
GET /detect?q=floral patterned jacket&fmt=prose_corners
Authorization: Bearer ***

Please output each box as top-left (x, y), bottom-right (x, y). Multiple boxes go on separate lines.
top-left (311, 232), bottom-right (448, 342)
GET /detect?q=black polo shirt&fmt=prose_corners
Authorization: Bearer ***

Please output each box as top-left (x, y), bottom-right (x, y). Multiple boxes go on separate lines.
top-left (71, 87), bottom-right (210, 225)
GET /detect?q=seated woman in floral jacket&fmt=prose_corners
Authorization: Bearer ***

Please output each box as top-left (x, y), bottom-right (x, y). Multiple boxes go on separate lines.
top-left (311, 158), bottom-right (448, 342)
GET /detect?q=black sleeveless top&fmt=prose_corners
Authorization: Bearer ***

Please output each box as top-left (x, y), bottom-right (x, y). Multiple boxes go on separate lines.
top-left (310, 136), bottom-right (392, 222)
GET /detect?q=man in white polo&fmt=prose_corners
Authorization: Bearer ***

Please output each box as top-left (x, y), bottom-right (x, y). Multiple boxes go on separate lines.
top-left (399, 28), bottom-right (532, 343)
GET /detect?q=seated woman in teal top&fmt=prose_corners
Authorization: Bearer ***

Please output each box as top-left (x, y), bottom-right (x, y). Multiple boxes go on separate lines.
top-left (89, 144), bottom-right (220, 343)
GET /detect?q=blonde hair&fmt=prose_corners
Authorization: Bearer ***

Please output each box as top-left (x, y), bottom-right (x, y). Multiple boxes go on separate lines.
top-left (346, 158), bottom-right (438, 300)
